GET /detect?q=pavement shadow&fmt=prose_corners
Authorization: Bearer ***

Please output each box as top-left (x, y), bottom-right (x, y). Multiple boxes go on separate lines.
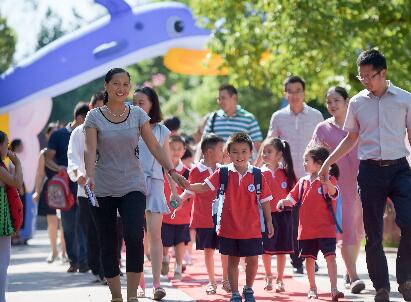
top-left (7, 271), bottom-right (98, 292)
top-left (10, 256), bottom-right (49, 266)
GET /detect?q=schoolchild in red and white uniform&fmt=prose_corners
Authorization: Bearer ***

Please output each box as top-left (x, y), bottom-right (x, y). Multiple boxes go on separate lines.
top-left (161, 135), bottom-right (192, 280)
top-left (180, 133), bottom-right (232, 295)
top-left (260, 137), bottom-right (297, 294)
top-left (189, 133), bottom-right (274, 302)
top-left (277, 145), bottom-right (344, 301)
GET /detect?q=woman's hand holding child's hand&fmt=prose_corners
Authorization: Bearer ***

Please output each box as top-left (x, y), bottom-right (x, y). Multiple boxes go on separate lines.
top-left (171, 172), bottom-right (190, 189)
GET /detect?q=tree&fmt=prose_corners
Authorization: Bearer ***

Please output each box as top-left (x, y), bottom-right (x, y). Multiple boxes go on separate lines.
top-left (0, 15), bottom-right (16, 73)
top-left (190, 0), bottom-right (411, 102)
top-left (35, 8), bottom-right (65, 50)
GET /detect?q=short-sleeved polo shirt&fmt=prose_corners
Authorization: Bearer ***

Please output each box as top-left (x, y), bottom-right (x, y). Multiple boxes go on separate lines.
top-left (205, 163), bottom-right (273, 239)
top-left (163, 161), bottom-right (192, 225)
top-left (344, 81), bottom-right (411, 160)
top-left (261, 166), bottom-right (290, 212)
top-left (287, 176), bottom-right (339, 240)
top-left (185, 161), bottom-right (217, 229)
top-left (204, 105), bottom-right (263, 142)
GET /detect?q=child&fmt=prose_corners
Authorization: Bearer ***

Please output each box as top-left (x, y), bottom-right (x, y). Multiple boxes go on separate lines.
top-left (277, 145), bottom-right (344, 301)
top-left (189, 132), bottom-right (274, 302)
top-left (180, 133), bottom-right (232, 295)
top-left (260, 137), bottom-right (297, 293)
top-left (161, 135), bottom-right (192, 280)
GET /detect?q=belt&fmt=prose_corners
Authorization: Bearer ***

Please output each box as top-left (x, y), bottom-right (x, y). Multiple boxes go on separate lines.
top-left (362, 157), bottom-right (407, 167)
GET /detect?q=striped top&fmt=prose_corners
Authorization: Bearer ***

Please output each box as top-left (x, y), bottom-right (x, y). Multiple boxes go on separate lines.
top-left (204, 105), bottom-right (263, 141)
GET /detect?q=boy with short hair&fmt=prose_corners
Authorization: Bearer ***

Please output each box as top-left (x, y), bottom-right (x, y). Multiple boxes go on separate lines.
top-left (161, 135), bottom-right (192, 280)
top-left (181, 133), bottom-right (231, 294)
top-left (189, 132), bottom-right (274, 302)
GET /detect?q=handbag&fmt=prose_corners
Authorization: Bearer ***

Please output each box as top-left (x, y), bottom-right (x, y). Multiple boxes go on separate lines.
top-left (0, 162), bottom-right (24, 232)
top-left (0, 186), bottom-right (14, 236)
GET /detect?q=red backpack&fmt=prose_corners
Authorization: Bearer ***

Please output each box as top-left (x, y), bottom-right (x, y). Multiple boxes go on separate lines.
top-left (0, 162), bottom-right (24, 232)
top-left (47, 170), bottom-right (75, 211)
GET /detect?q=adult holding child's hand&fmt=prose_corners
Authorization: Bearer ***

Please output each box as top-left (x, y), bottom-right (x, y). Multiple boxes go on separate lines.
top-left (317, 50), bottom-right (411, 302)
top-left (84, 69), bottom-right (187, 302)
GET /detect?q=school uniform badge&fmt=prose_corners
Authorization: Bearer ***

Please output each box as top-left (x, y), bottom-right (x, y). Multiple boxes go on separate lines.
top-left (248, 184), bottom-right (255, 192)
top-left (281, 181), bottom-right (287, 189)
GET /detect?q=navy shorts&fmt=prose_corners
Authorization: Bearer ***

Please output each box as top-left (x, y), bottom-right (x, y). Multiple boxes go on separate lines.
top-left (196, 228), bottom-right (219, 250)
top-left (299, 238), bottom-right (336, 260)
top-left (263, 211), bottom-right (294, 255)
top-left (161, 223), bottom-right (190, 247)
top-left (219, 237), bottom-right (263, 257)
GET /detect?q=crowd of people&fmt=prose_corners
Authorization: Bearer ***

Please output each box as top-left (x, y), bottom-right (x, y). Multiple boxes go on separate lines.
top-left (1, 48), bottom-right (411, 302)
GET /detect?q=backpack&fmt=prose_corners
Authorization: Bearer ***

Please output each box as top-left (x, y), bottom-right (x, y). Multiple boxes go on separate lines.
top-left (212, 166), bottom-right (265, 233)
top-left (297, 179), bottom-right (343, 233)
top-left (209, 112), bottom-right (218, 134)
top-left (46, 170), bottom-right (75, 211)
top-left (0, 162), bottom-right (23, 232)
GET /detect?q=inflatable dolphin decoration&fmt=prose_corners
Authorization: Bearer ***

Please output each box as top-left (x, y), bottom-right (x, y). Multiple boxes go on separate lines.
top-left (0, 0), bottom-right (210, 191)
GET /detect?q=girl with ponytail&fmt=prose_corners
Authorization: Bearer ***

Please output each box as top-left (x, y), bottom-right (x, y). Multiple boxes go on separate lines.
top-left (260, 137), bottom-right (297, 293)
top-left (277, 144), bottom-right (343, 301)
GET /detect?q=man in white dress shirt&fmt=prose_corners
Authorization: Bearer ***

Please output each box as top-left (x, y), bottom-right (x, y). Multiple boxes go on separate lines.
top-left (67, 91), bottom-right (105, 282)
top-left (267, 76), bottom-right (324, 274)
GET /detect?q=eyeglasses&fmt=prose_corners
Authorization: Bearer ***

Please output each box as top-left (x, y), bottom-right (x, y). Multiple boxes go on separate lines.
top-left (285, 90), bottom-right (304, 95)
top-left (356, 70), bottom-right (381, 82)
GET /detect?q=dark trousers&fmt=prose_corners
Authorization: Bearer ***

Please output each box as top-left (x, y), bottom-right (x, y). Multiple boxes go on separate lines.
top-left (290, 204), bottom-right (304, 268)
top-left (117, 217), bottom-right (123, 261)
top-left (78, 197), bottom-right (103, 278)
top-left (61, 202), bottom-right (88, 266)
top-left (358, 160), bottom-right (411, 290)
top-left (91, 191), bottom-right (146, 278)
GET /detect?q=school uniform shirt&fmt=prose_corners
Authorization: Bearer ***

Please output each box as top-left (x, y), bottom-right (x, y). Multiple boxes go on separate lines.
top-left (185, 160), bottom-right (217, 229)
top-left (287, 175), bottom-right (339, 240)
top-left (163, 161), bottom-right (192, 225)
top-left (205, 163), bottom-right (273, 239)
top-left (261, 166), bottom-right (290, 212)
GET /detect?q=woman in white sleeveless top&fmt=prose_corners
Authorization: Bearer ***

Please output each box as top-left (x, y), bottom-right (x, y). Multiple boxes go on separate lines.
top-left (133, 86), bottom-right (179, 301)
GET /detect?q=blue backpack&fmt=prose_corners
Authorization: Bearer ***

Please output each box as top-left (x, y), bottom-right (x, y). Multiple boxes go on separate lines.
top-left (212, 166), bottom-right (265, 233)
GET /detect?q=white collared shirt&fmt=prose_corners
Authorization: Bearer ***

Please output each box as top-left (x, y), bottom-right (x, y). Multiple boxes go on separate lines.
top-left (268, 104), bottom-right (324, 178)
top-left (183, 160), bottom-right (217, 198)
top-left (226, 162), bottom-right (254, 184)
top-left (67, 124), bottom-right (86, 197)
top-left (344, 81), bottom-right (411, 160)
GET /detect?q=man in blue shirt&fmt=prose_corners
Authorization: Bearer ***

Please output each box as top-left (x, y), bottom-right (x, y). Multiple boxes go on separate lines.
top-left (203, 84), bottom-right (263, 152)
top-left (46, 102), bottom-right (90, 273)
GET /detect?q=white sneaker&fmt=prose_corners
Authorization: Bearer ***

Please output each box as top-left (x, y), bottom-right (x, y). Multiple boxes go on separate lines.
top-left (351, 279), bottom-right (365, 294)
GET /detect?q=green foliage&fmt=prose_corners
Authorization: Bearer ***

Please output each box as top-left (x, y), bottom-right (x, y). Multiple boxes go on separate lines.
top-left (0, 15), bottom-right (16, 73)
top-left (35, 8), bottom-right (65, 50)
top-left (190, 0), bottom-right (411, 125)
top-left (128, 57), bottom-right (225, 134)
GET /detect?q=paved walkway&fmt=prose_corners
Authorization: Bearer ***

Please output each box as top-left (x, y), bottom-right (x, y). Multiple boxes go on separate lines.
top-left (6, 231), bottom-right (404, 302)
